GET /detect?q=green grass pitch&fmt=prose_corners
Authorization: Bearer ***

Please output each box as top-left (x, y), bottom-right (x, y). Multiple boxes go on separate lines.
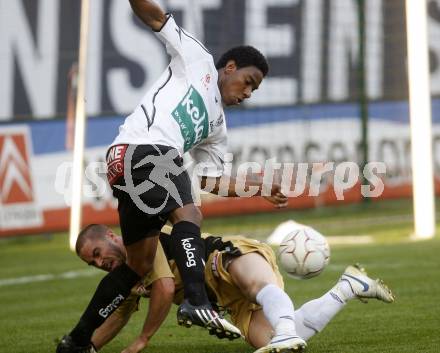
top-left (1, 198), bottom-right (439, 352)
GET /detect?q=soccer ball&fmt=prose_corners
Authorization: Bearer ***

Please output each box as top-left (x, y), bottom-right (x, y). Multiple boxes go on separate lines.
top-left (278, 227), bottom-right (330, 279)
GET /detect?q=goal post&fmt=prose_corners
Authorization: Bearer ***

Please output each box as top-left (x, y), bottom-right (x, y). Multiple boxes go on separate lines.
top-left (406, 0), bottom-right (436, 239)
top-left (69, 0), bottom-right (90, 251)
top-left (66, 64), bottom-right (78, 151)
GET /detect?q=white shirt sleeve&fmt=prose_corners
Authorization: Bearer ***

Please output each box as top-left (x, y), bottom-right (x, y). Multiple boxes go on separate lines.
top-left (155, 14), bottom-right (212, 73)
top-left (190, 133), bottom-right (227, 178)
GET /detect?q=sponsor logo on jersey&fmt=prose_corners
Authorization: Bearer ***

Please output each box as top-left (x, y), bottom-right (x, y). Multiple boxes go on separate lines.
top-left (181, 237), bottom-right (196, 267)
top-left (106, 144), bottom-right (127, 186)
top-left (172, 85), bottom-right (209, 152)
top-left (98, 294), bottom-right (125, 318)
top-left (0, 126), bottom-right (42, 230)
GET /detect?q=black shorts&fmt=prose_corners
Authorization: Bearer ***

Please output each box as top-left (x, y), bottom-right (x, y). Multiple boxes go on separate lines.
top-left (106, 144), bottom-right (194, 245)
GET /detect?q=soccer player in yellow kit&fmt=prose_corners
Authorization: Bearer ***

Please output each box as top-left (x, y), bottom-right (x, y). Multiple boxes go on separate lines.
top-left (76, 224), bottom-right (394, 353)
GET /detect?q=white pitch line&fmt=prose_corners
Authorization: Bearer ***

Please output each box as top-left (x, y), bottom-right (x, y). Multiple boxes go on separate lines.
top-left (0, 268), bottom-right (100, 287)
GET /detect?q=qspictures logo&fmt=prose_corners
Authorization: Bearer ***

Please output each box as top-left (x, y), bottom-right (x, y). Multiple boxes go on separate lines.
top-left (0, 126), bottom-right (42, 230)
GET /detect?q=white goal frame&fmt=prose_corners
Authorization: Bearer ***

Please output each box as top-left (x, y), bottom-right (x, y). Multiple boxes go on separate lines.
top-left (69, 0), bottom-right (90, 250)
top-left (406, 0), bottom-right (436, 239)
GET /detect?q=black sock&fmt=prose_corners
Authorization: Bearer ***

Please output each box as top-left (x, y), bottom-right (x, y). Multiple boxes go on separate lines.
top-left (69, 263), bottom-right (140, 345)
top-left (171, 221), bottom-right (209, 306)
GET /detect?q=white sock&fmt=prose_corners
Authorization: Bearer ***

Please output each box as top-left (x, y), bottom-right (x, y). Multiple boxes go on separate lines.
top-left (293, 291), bottom-right (346, 340)
top-left (256, 284), bottom-right (297, 337)
top-left (331, 279), bottom-right (356, 303)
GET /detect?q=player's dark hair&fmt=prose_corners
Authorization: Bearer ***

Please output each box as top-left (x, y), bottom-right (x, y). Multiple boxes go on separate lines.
top-left (216, 45), bottom-right (269, 76)
top-left (76, 224), bottom-right (108, 255)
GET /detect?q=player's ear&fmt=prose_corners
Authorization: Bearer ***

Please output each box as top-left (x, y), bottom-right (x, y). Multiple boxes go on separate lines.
top-left (224, 60), bottom-right (237, 74)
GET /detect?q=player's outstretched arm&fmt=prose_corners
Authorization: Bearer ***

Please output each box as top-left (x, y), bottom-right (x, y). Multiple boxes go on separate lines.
top-left (122, 278), bottom-right (175, 353)
top-left (128, 0), bottom-right (167, 32)
top-left (201, 176), bottom-right (288, 208)
top-left (91, 306), bottom-right (133, 350)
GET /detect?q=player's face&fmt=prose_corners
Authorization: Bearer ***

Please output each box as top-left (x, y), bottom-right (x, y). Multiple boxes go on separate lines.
top-left (79, 232), bottom-right (126, 272)
top-left (219, 61), bottom-right (264, 106)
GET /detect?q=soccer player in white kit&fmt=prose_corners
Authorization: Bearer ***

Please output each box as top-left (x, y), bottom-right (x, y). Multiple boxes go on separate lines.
top-left (56, 1), bottom-right (291, 352)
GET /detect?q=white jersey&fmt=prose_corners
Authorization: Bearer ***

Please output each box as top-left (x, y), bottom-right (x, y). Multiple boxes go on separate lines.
top-left (111, 14), bottom-right (227, 177)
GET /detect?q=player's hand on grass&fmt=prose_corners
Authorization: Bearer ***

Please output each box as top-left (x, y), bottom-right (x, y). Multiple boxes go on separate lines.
top-left (263, 184), bottom-right (288, 208)
top-left (121, 336), bottom-right (149, 353)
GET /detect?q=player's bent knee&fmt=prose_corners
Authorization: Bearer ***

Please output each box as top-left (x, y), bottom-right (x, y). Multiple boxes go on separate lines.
top-left (245, 279), bottom-right (273, 301)
top-left (170, 203), bottom-right (203, 225)
top-left (229, 253), bottom-right (280, 300)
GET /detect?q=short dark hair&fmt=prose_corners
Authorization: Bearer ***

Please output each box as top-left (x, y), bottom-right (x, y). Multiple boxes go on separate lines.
top-left (216, 46), bottom-right (269, 76)
top-left (76, 224), bottom-right (108, 255)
